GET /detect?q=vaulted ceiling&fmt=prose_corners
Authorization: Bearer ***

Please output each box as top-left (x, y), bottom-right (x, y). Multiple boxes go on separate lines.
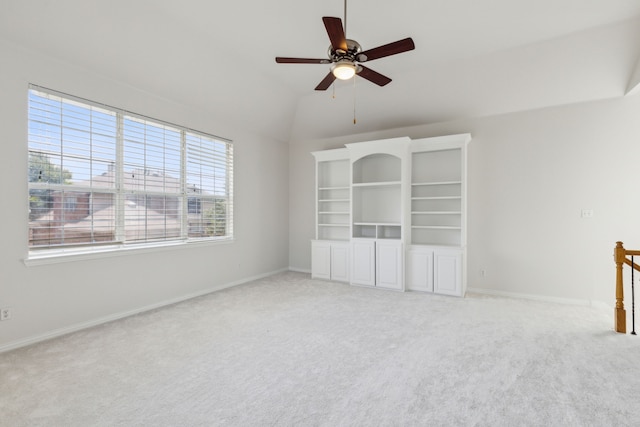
top-left (2, 0), bottom-right (640, 142)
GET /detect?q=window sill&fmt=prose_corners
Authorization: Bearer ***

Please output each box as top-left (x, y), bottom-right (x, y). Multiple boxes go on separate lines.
top-left (23, 238), bottom-right (235, 267)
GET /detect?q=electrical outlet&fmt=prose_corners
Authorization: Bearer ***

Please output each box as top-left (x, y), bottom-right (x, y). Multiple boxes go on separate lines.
top-left (581, 209), bottom-right (594, 218)
top-left (0, 308), bottom-right (11, 321)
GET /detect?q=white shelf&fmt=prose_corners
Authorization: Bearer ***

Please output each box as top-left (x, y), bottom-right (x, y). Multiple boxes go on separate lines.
top-left (319, 186), bottom-right (350, 191)
top-left (412, 225), bottom-right (461, 230)
top-left (412, 196), bottom-right (461, 201)
top-left (412, 212), bottom-right (461, 216)
top-left (352, 181), bottom-right (401, 188)
top-left (412, 181), bottom-right (461, 186)
top-left (319, 224), bottom-right (350, 227)
top-left (353, 222), bottom-right (402, 240)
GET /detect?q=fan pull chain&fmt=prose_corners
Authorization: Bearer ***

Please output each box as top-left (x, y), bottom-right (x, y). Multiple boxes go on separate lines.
top-left (353, 74), bottom-right (357, 124)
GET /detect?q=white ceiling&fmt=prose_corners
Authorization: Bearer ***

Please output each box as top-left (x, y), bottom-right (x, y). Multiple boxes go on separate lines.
top-left (2, 0), bottom-right (640, 141)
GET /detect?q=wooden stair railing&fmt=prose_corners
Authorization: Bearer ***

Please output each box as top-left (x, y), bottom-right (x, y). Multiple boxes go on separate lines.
top-left (614, 241), bottom-right (640, 333)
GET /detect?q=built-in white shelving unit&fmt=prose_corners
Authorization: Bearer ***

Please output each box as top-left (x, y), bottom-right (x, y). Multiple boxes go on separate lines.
top-left (314, 149), bottom-right (350, 242)
top-left (311, 134), bottom-right (471, 296)
top-left (311, 148), bottom-right (351, 283)
top-left (410, 147), bottom-right (464, 247)
top-left (348, 146), bottom-right (407, 290)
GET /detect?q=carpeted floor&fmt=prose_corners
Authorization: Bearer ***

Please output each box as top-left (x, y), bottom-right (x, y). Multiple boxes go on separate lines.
top-left (1, 271), bottom-right (639, 426)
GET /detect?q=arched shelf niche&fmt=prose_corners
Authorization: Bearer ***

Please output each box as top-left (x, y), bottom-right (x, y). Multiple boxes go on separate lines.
top-left (352, 153), bottom-right (401, 184)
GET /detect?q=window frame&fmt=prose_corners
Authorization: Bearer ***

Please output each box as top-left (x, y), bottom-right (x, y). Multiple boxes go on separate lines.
top-left (26, 85), bottom-right (234, 263)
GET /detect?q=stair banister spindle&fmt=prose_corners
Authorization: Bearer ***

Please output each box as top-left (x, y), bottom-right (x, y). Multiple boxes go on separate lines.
top-left (633, 255), bottom-right (637, 335)
top-left (615, 241), bottom-right (627, 333)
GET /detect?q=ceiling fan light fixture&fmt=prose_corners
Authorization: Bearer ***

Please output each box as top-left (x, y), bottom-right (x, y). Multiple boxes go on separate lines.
top-left (332, 61), bottom-right (356, 80)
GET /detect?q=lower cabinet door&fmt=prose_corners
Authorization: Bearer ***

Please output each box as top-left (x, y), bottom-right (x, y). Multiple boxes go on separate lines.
top-left (330, 243), bottom-right (350, 282)
top-left (407, 247), bottom-right (434, 292)
top-left (351, 239), bottom-right (376, 286)
top-left (376, 240), bottom-right (403, 290)
top-left (311, 241), bottom-right (331, 280)
top-left (433, 249), bottom-right (463, 296)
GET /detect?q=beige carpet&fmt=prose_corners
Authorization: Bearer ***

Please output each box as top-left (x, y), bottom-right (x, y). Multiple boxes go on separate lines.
top-left (1, 271), bottom-right (639, 426)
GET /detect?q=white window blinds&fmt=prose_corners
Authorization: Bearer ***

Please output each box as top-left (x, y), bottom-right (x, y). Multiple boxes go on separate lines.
top-left (28, 85), bottom-right (233, 252)
top-left (122, 116), bottom-right (183, 243)
top-left (185, 132), bottom-right (234, 239)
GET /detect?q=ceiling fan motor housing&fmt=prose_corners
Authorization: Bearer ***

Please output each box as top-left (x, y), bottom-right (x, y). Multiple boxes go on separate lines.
top-left (328, 39), bottom-right (366, 63)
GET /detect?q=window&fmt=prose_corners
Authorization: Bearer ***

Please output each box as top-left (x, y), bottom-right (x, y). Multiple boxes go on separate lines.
top-left (63, 195), bottom-right (78, 212)
top-left (28, 85), bottom-right (233, 254)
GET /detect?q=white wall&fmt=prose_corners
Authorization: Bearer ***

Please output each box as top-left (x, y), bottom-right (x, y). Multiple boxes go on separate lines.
top-left (289, 94), bottom-right (640, 306)
top-left (0, 40), bottom-right (290, 351)
top-left (289, 17), bottom-right (640, 141)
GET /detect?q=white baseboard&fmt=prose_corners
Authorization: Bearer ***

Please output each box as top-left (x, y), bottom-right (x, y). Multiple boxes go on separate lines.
top-left (288, 266), bottom-right (311, 274)
top-left (0, 268), bottom-right (289, 354)
top-left (467, 286), bottom-right (598, 307)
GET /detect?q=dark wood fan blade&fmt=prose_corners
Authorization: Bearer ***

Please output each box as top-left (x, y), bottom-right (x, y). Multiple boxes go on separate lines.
top-left (276, 57), bottom-right (330, 64)
top-left (358, 38), bottom-right (415, 62)
top-left (322, 17), bottom-right (347, 52)
top-left (315, 72), bottom-right (337, 91)
top-left (357, 66), bottom-right (392, 86)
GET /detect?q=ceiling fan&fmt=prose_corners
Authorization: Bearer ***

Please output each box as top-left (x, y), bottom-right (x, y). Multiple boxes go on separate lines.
top-left (275, 5), bottom-right (415, 91)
